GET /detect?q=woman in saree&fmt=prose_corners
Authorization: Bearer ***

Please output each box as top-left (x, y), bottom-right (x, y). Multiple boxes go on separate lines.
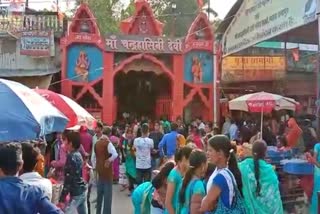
top-left (239, 140), bottom-right (283, 214)
top-left (121, 127), bottom-right (136, 195)
top-left (308, 141), bottom-right (320, 214)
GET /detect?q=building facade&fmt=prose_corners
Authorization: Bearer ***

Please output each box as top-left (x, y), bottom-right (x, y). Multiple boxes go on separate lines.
top-left (60, 1), bottom-right (215, 124)
top-left (0, 7), bottom-right (65, 90)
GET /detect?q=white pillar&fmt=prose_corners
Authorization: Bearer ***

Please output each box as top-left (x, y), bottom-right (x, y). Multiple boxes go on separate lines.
top-left (213, 41), bottom-right (218, 126)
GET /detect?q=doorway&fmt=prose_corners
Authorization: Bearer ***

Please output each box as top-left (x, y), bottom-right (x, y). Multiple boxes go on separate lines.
top-left (114, 70), bottom-right (171, 120)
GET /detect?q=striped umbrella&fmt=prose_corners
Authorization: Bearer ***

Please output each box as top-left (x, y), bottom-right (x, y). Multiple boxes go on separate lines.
top-left (0, 79), bottom-right (68, 142)
top-left (34, 89), bottom-right (96, 129)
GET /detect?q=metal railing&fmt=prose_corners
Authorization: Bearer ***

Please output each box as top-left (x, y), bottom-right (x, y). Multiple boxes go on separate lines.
top-left (0, 12), bottom-right (65, 33)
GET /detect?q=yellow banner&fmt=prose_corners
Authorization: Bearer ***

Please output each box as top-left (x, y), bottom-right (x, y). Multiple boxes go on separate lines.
top-left (222, 56), bottom-right (285, 71)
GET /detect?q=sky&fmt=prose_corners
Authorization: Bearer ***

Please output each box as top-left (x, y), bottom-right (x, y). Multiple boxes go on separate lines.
top-left (210, 0), bottom-right (237, 19)
top-left (120, 0), bottom-right (237, 19)
top-left (1, 0), bottom-right (237, 19)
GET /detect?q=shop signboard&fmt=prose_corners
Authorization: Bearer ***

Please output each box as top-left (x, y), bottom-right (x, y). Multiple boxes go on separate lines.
top-left (222, 56), bottom-right (286, 82)
top-left (223, 0), bottom-right (317, 56)
top-left (20, 31), bottom-right (53, 57)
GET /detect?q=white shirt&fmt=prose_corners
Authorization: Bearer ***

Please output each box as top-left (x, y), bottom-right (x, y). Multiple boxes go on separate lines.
top-left (199, 122), bottom-right (205, 130)
top-left (134, 136), bottom-right (154, 169)
top-left (107, 140), bottom-right (118, 162)
top-left (91, 134), bottom-right (100, 169)
top-left (91, 135), bottom-right (118, 169)
top-left (20, 172), bottom-right (53, 201)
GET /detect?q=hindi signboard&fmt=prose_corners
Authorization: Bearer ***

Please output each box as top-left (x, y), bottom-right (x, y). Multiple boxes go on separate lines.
top-left (105, 34), bottom-right (184, 54)
top-left (222, 56), bottom-right (286, 82)
top-left (223, 0), bottom-right (317, 56)
top-left (20, 31), bottom-right (52, 57)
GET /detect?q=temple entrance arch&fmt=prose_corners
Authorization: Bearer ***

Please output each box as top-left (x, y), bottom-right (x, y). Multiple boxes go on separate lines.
top-left (113, 54), bottom-right (173, 120)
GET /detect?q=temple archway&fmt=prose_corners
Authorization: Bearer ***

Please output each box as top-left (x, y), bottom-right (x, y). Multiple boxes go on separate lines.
top-left (113, 54), bottom-right (173, 120)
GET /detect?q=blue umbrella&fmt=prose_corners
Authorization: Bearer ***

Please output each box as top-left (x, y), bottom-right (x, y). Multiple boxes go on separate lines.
top-left (0, 79), bottom-right (69, 142)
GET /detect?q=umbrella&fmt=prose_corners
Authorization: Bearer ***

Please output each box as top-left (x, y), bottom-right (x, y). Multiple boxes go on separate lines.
top-left (34, 89), bottom-right (96, 129)
top-left (0, 79), bottom-right (68, 142)
top-left (228, 92), bottom-right (299, 138)
top-left (229, 92), bottom-right (298, 112)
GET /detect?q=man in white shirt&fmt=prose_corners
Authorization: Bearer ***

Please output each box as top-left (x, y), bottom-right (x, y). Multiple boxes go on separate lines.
top-left (196, 117), bottom-right (206, 130)
top-left (229, 119), bottom-right (239, 141)
top-left (134, 123), bottom-right (154, 185)
top-left (20, 143), bottom-right (52, 201)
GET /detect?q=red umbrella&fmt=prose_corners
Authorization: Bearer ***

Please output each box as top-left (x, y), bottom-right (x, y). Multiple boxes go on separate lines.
top-left (34, 89), bottom-right (96, 129)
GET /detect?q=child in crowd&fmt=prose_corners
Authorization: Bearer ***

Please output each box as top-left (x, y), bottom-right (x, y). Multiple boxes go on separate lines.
top-left (179, 150), bottom-right (207, 214)
top-left (82, 154), bottom-right (92, 183)
top-left (165, 146), bottom-right (193, 214)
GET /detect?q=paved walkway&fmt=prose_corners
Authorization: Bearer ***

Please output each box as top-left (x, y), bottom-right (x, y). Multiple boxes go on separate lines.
top-left (112, 185), bottom-right (133, 213)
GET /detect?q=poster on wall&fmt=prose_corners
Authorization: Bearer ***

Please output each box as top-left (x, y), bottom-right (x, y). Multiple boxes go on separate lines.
top-left (184, 51), bottom-right (213, 84)
top-left (223, 0), bottom-right (317, 56)
top-left (67, 45), bottom-right (103, 82)
top-left (20, 31), bottom-right (53, 57)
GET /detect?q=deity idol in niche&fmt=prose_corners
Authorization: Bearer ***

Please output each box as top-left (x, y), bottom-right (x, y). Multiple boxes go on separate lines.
top-left (75, 51), bottom-right (90, 82)
top-left (191, 56), bottom-right (203, 83)
top-left (138, 12), bottom-right (148, 34)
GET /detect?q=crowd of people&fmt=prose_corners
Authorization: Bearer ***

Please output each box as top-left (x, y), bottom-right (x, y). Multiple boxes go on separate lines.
top-left (126, 117), bottom-right (284, 214)
top-left (1, 113), bottom-right (320, 213)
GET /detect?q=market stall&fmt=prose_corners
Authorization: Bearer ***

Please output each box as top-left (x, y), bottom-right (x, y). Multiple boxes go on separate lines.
top-left (229, 92), bottom-right (311, 213)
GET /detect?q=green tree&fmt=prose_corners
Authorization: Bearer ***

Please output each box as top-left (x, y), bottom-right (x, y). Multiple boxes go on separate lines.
top-left (120, 0), bottom-right (135, 20)
top-left (75, 0), bottom-right (124, 34)
top-left (74, 0), bottom-right (217, 36)
top-left (156, 0), bottom-right (219, 37)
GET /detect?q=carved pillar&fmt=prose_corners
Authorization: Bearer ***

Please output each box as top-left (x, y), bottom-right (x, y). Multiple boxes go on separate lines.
top-left (172, 54), bottom-right (184, 120)
top-left (102, 52), bottom-right (114, 125)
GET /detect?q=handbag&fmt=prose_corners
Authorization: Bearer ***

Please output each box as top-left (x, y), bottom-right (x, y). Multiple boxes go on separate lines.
top-left (212, 169), bottom-right (247, 214)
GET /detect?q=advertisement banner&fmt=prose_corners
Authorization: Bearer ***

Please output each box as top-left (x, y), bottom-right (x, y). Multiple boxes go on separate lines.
top-left (223, 0), bottom-right (317, 56)
top-left (20, 31), bottom-right (53, 57)
top-left (222, 56), bottom-right (286, 82)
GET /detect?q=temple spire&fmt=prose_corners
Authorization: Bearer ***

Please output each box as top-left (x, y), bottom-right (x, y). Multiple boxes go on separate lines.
top-left (197, 0), bottom-right (204, 9)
